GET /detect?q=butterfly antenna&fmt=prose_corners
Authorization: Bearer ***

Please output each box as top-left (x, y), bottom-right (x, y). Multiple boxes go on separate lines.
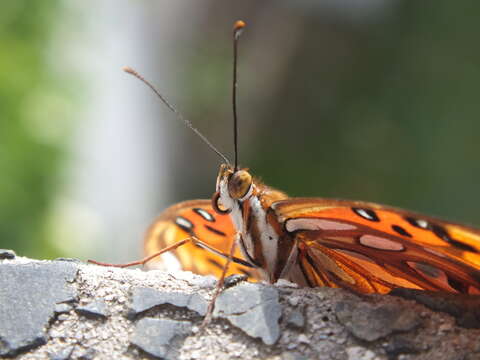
top-left (122, 66), bottom-right (231, 165)
top-left (232, 20), bottom-right (246, 171)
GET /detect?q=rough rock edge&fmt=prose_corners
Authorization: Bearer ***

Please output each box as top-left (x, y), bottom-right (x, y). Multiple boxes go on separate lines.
top-left (0, 256), bottom-right (479, 360)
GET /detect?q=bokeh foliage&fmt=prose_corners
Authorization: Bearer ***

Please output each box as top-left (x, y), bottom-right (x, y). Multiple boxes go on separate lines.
top-left (0, 1), bottom-right (63, 258)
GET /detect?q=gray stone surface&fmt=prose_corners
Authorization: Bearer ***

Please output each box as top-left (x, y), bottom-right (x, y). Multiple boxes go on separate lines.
top-left (130, 286), bottom-right (208, 317)
top-left (48, 345), bottom-right (74, 360)
top-left (286, 309), bottom-right (305, 328)
top-left (54, 303), bottom-right (73, 314)
top-left (131, 318), bottom-right (192, 359)
top-left (282, 352), bottom-right (309, 360)
top-left (213, 282), bottom-right (282, 345)
top-left (335, 297), bottom-right (420, 341)
top-left (76, 300), bottom-right (109, 319)
top-left (0, 255), bottom-right (479, 359)
top-left (0, 260), bottom-right (77, 357)
top-left (391, 288), bottom-right (480, 328)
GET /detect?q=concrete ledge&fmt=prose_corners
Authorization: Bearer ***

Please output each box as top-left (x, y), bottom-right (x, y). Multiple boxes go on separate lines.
top-left (1, 252), bottom-right (480, 359)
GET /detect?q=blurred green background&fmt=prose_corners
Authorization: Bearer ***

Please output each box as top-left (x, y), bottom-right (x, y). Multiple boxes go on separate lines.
top-left (0, 1), bottom-right (65, 258)
top-left (1, 1), bottom-right (480, 261)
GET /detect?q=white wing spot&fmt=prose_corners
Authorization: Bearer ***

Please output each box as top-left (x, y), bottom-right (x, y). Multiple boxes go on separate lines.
top-left (175, 216), bottom-right (193, 231)
top-left (359, 234), bottom-right (405, 251)
top-left (193, 208), bottom-right (215, 222)
top-left (286, 218), bottom-right (357, 232)
top-left (416, 219), bottom-right (429, 229)
top-left (352, 208), bottom-right (379, 221)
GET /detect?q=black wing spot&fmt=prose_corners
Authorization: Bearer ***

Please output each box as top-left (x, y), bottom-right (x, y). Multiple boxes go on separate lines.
top-left (208, 258), bottom-right (224, 270)
top-left (204, 225), bottom-right (227, 237)
top-left (448, 238), bottom-right (478, 253)
top-left (431, 224), bottom-right (450, 241)
top-left (352, 207), bottom-right (380, 222)
top-left (391, 225), bottom-right (412, 238)
top-left (430, 224), bottom-right (478, 253)
top-left (175, 216), bottom-right (194, 233)
top-left (404, 216), bottom-right (429, 229)
top-left (193, 208), bottom-right (215, 222)
top-left (447, 276), bottom-right (468, 293)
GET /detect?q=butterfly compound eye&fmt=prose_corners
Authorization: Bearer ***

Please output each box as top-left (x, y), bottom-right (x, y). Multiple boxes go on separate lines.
top-left (228, 170), bottom-right (253, 200)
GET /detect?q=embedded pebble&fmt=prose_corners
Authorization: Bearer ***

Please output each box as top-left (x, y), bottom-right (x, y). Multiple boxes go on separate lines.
top-left (129, 287), bottom-right (208, 317)
top-left (297, 334), bottom-right (310, 344)
top-left (0, 261), bottom-right (77, 357)
top-left (131, 317), bottom-right (192, 359)
top-left (76, 347), bottom-right (96, 360)
top-left (275, 279), bottom-right (299, 288)
top-left (288, 297), bottom-right (300, 307)
top-left (213, 282), bottom-right (282, 345)
top-left (287, 310), bottom-right (305, 328)
top-left (282, 351), bottom-right (309, 360)
top-left (438, 323), bottom-right (453, 334)
top-left (335, 300), bottom-right (420, 341)
top-left (76, 300), bottom-right (109, 318)
top-left (390, 288), bottom-right (480, 329)
top-left (346, 346), bottom-right (379, 360)
top-left (48, 346), bottom-right (74, 360)
top-left (54, 303), bottom-right (73, 314)
top-left (186, 274), bottom-right (217, 289)
top-left (57, 314), bottom-right (69, 321)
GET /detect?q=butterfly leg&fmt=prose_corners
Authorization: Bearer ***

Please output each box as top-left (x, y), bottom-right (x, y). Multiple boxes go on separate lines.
top-left (88, 237), bottom-right (196, 268)
top-left (88, 236), bottom-right (251, 268)
top-left (89, 234), bottom-right (250, 329)
top-left (201, 234), bottom-right (238, 329)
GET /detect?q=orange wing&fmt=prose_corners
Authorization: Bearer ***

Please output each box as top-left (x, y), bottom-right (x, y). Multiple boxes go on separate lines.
top-left (273, 198), bottom-right (480, 294)
top-left (144, 200), bottom-right (259, 280)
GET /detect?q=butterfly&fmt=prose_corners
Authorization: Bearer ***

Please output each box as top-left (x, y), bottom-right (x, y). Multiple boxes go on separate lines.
top-left (143, 166), bottom-right (480, 295)
top-left (92, 20), bottom-right (480, 298)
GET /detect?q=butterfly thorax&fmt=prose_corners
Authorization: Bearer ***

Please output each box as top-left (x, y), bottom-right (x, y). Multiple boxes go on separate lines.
top-left (214, 164), bottom-right (294, 283)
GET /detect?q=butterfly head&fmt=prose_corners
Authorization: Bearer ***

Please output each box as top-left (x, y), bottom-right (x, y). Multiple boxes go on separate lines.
top-left (212, 164), bottom-right (254, 214)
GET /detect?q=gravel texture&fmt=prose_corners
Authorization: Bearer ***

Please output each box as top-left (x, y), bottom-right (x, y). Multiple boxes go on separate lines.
top-left (1, 254), bottom-right (480, 359)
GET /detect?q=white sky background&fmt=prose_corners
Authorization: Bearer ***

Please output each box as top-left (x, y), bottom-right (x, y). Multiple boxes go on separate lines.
top-left (48, 1), bottom-right (202, 262)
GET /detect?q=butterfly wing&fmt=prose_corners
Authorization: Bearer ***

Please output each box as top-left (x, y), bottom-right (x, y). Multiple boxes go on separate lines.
top-left (144, 199), bottom-right (258, 280)
top-left (272, 198), bottom-right (480, 294)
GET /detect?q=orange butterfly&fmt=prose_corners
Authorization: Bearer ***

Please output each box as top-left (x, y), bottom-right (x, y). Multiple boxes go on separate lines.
top-left (94, 21), bottom-right (480, 297)
top-left (144, 170), bottom-right (480, 295)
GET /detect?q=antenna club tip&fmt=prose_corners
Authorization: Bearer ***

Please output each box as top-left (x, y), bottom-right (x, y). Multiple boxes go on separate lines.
top-left (122, 66), bottom-right (136, 75)
top-left (233, 20), bottom-right (246, 32)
